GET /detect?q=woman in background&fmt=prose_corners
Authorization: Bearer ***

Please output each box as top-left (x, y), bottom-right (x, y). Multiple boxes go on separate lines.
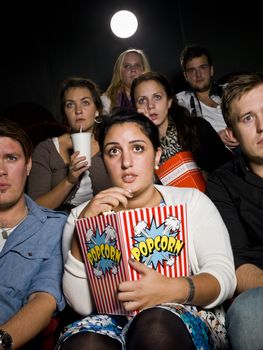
top-left (27, 76), bottom-right (111, 212)
top-left (130, 71), bottom-right (234, 178)
top-left (101, 48), bottom-right (151, 113)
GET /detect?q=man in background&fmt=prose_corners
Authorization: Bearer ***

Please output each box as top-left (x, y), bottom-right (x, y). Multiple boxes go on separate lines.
top-left (176, 44), bottom-right (239, 150)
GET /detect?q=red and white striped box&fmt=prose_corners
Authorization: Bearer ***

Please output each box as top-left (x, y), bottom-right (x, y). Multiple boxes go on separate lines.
top-left (76, 204), bottom-right (189, 316)
top-left (155, 151), bottom-right (206, 192)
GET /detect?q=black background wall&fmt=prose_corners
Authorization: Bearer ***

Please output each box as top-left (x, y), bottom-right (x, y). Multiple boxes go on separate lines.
top-left (1, 0), bottom-right (262, 122)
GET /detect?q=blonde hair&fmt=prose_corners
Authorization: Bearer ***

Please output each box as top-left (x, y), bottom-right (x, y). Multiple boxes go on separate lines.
top-left (104, 49), bottom-right (151, 112)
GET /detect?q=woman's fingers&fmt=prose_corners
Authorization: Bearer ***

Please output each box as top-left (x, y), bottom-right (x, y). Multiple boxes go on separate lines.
top-left (80, 187), bottom-right (133, 217)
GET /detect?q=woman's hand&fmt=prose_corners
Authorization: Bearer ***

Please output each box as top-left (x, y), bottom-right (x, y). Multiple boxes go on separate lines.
top-left (117, 259), bottom-right (173, 312)
top-left (67, 151), bottom-right (89, 185)
top-left (79, 187), bottom-right (133, 218)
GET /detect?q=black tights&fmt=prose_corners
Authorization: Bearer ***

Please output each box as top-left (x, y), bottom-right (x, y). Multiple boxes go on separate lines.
top-left (126, 308), bottom-right (196, 350)
top-left (59, 332), bottom-right (122, 350)
top-left (59, 308), bottom-right (196, 350)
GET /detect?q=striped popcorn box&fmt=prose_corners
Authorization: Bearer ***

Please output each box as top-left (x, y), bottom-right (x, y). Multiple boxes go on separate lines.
top-left (155, 151), bottom-right (206, 192)
top-left (76, 204), bottom-right (189, 316)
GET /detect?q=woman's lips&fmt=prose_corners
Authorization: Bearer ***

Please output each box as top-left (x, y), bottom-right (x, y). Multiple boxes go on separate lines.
top-left (149, 113), bottom-right (158, 121)
top-left (122, 174), bottom-right (137, 183)
top-left (257, 138), bottom-right (263, 145)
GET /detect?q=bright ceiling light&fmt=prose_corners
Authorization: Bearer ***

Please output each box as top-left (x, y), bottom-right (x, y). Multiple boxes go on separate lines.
top-left (110, 10), bottom-right (138, 39)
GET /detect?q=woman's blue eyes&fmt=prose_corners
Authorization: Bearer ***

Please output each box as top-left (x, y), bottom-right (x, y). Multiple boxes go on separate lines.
top-left (65, 100), bottom-right (90, 108)
top-left (137, 95), bottom-right (162, 105)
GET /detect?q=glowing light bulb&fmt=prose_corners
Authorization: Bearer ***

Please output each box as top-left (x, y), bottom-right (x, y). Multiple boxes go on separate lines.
top-left (110, 10), bottom-right (138, 38)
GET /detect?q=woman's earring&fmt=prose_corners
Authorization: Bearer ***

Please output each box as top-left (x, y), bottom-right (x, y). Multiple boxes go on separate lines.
top-left (154, 165), bottom-right (159, 170)
top-left (94, 116), bottom-right (102, 124)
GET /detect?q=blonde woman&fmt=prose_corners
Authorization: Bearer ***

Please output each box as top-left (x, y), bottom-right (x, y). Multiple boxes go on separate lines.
top-left (101, 49), bottom-right (151, 113)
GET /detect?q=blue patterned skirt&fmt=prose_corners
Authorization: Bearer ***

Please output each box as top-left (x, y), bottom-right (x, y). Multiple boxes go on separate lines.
top-left (56, 303), bottom-right (228, 349)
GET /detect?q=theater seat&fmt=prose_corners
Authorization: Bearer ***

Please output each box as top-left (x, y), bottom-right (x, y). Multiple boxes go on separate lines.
top-left (2, 102), bottom-right (56, 130)
top-left (25, 120), bottom-right (67, 147)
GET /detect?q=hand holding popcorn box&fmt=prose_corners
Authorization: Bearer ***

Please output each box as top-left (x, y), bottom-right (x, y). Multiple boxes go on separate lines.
top-left (76, 204), bottom-right (189, 316)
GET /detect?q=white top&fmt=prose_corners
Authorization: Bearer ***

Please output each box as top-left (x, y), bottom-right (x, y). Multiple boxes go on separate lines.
top-left (176, 91), bottom-right (227, 132)
top-left (0, 227), bottom-right (15, 252)
top-left (100, 95), bottom-right (111, 114)
top-left (199, 101), bottom-right (226, 132)
top-left (62, 185), bottom-right (236, 315)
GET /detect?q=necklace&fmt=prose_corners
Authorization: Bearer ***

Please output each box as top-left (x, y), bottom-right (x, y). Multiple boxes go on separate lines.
top-left (0, 207), bottom-right (28, 240)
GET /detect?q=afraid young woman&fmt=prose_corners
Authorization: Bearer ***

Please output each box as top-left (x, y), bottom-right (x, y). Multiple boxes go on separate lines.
top-left (130, 71), bottom-right (234, 180)
top-left (56, 111), bottom-right (236, 350)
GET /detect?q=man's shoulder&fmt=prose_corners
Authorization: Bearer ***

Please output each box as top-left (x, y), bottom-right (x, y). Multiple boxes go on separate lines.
top-left (207, 156), bottom-right (245, 189)
top-left (26, 195), bottom-right (67, 221)
top-left (40, 206), bottom-right (68, 219)
top-left (209, 157), bottom-right (239, 177)
top-left (175, 91), bottom-right (192, 110)
top-left (176, 90), bottom-right (191, 99)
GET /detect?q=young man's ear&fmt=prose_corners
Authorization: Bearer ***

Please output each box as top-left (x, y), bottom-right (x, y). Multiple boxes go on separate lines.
top-left (26, 158), bottom-right (32, 176)
top-left (225, 127), bottom-right (239, 143)
top-left (183, 71), bottom-right (189, 82)
top-left (210, 65), bottom-right (214, 78)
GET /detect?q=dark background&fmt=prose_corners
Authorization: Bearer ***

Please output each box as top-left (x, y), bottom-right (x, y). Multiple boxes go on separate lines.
top-left (1, 0), bottom-right (262, 122)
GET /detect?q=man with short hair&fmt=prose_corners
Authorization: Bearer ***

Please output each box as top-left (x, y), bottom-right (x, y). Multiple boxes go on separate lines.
top-left (176, 44), bottom-right (239, 149)
top-left (206, 73), bottom-right (263, 349)
top-left (0, 118), bottom-right (67, 349)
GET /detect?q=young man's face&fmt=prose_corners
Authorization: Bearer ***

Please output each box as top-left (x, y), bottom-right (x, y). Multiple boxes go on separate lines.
top-left (229, 84), bottom-right (263, 169)
top-left (0, 137), bottom-right (31, 209)
top-left (184, 54), bottom-right (213, 93)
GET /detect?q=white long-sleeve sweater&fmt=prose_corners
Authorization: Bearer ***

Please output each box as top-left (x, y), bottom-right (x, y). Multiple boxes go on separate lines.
top-left (62, 185), bottom-right (236, 316)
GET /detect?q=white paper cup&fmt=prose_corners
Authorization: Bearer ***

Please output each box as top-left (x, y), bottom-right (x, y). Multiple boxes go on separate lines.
top-left (71, 132), bottom-right (92, 164)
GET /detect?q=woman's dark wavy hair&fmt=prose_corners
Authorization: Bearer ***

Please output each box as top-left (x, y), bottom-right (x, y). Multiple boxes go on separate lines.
top-left (95, 109), bottom-right (161, 156)
top-left (130, 71), bottom-right (200, 154)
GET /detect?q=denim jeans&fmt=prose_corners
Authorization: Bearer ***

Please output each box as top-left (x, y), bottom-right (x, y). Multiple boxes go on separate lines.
top-left (226, 287), bottom-right (263, 350)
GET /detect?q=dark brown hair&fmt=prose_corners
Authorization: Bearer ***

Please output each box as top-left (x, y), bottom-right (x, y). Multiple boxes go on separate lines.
top-left (96, 110), bottom-right (160, 156)
top-left (180, 45), bottom-right (212, 71)
top-left (0, 118), bottom-right (33, 162)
